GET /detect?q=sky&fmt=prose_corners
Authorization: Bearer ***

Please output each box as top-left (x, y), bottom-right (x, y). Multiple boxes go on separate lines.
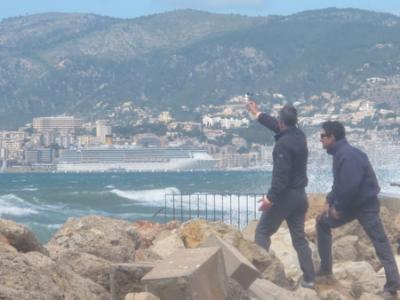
top-left (1, 0), bottom-right (400, 21)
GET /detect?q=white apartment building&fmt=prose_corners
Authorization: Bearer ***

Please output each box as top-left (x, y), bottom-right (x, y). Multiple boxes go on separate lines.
top-left (96, 120), bottom-right (112, 143)
top-left (33, 116), bottom-right (83, 133)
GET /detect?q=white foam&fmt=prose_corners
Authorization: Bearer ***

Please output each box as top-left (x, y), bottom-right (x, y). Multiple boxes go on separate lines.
top-left (0, 194), bottom-right (39, 216)
top-left (105, 185), bottom-right (115, 189)
top-left (110, 187), bottom-right (181, 204)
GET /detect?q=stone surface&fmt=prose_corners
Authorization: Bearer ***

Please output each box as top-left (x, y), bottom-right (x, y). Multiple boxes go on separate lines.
top-left (0, 219), bottom-right (48, 255)
top-left (333, 261), bottom-right (380, 296)
top-left (125, 292), bottom-right (160, 300)
top-left (179, 219), bottom-right (242, 248)
top-left (237, 237), bottom-right (290, 288)
top-left (142, 247), bottom-right (227, 300)
top-left (332, 235), bottom-right (359, 262)
top-left (150, 229), bottom-right (185, 259)
top-left (132, 220), bottom-right (180, 249)
top-left (47, 215), bottom-right (140, 263)
top-left (50, 250), bottom-right (113, 291)
top-left (201, 233), bottom-right (259, 289)
top-left (249, 278), bottom-right (318, 300)
top-left (110, 262), bottom-right (154, 300)
top-left (0, 243), bottom-right (109, 300)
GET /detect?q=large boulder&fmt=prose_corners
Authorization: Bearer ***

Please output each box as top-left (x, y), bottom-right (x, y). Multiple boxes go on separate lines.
top-left (333, 261), bottom-right (381, 297)
top-left (132, 220), bottom-right (180, 249)
top-left (46, 215), bottom-right (140, 263)
top-left (0, 219), bottom-right (48, 255)
top-left (50, 250), bottom-right (113, 291)
top-left (179, 219), bottom-right (242, 248)
top-left (0, 243), bottom-right (109, 300)
top-left (150, 229), bottom-right (185, 259)
top-left (238, 238), bottom-right (290, 288)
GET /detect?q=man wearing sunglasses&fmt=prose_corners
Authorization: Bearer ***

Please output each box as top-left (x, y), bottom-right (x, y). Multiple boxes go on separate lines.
top-left (317, 121), bottom-right (400, 298)
top-left (247, 100), bottom-right (315, 289)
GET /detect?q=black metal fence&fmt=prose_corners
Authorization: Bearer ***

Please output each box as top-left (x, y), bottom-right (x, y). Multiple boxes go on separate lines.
top-left (163, 193), bottom-right (264, 229)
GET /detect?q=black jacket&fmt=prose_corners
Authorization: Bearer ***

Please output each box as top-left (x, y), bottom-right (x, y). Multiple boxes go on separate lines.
top-left (258, 113), bottom-right (308, 203)
top-left (326, 138), bottom-right (380, 212)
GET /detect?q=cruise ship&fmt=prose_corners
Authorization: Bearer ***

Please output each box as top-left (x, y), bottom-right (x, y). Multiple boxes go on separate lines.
top-left (56, 147), bottom-right (218, 172)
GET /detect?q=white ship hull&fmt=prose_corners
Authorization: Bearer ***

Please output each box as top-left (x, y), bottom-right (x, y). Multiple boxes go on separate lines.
top-left (56, 158), bottom-right (218, 172)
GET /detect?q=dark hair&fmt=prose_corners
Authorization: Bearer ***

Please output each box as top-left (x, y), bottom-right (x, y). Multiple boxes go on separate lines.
top-left (322, 121), bottom-right (346, 141)
top-left (279, 104), bottom-right (298, 127)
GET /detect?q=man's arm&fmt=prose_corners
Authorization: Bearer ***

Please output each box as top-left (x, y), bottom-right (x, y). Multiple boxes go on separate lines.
top-left (247, 101), bottom-right (280, 133)
top-left (267, 142), bottom-right (292, 203)
top-left (331, 155), bottom-right (364, 212)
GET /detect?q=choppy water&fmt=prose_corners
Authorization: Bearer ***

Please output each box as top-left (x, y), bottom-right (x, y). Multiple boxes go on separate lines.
top-left (0, 167), bottom-right (399, 243)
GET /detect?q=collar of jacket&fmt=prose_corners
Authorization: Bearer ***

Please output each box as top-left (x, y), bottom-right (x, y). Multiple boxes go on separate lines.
top-left (327, 138), bottom-right (348, 155)
top-left (274, 126), bottom-right (296, 141)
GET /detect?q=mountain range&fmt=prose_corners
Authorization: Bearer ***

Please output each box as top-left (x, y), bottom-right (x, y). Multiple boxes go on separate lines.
top-left (1, 8), bottom-right (400, 128)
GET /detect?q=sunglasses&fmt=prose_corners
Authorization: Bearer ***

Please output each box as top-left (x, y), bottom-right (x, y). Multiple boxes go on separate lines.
top-left (320, 133), bottom-right (329, 139)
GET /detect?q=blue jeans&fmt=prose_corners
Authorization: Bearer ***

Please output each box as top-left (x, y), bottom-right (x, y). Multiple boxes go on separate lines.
top-left (316, 206), bottom-right (400, 292)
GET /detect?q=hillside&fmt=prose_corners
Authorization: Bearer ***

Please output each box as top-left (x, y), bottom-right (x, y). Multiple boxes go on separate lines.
top-left (0, 8), bottom-right (399, 128)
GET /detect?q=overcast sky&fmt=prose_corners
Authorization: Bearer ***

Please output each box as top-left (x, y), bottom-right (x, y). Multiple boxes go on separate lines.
top-left (1, 0), bottom-right (399, 21)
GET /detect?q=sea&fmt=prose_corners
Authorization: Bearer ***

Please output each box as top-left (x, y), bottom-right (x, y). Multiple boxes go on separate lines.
top-left (0, 167), bottom-right (399, 243)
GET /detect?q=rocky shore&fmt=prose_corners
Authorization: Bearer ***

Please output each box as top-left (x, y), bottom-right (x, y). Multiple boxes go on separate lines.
top-left (0, 194), bottom-right (399, 300)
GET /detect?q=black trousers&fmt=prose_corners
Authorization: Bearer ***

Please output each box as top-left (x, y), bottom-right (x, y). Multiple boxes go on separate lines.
top-left (316, 206), bottom-right (400, 292)
top-left (255, 189), bottom-right (315, 282)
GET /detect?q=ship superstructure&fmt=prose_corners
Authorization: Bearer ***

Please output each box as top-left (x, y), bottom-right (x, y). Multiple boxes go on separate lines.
top-left (56, 146), bottom-right (217, 172)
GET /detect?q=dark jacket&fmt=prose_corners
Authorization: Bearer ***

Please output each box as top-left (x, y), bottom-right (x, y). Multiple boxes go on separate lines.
top-left (326, 138), bottom-right (380, 212)
top-left (258, 113), bottom-right (308, 203)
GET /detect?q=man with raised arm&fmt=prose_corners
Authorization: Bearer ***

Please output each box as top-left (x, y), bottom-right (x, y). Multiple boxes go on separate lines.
top-left (247, 100), bottom-right (315, 289)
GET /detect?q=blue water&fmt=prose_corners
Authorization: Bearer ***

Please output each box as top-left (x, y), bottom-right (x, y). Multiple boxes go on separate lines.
top-left (0, 168), bottom-right (398, 243)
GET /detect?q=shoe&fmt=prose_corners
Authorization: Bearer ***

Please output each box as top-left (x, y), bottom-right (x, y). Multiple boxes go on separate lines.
top-left (300, 279), bottom-right (315, 290)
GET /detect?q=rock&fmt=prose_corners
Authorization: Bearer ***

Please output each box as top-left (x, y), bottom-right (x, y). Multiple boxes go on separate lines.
top-left (47, 215), bottom-right (140, 263)
top-left (242, 220), bottom-right (257, 242)
top-left (225, 277), bottom-right (251, 300)
top-left (110, 262), bottom-right (154, 300)
top-left (51, 250), bottom-right (113, 291)
top-left (142, 247), bottom-right (227, 300)
top-left (124, 292), bottom-right (160, 300)
top-left (237, 238), bottom-right (290, 288)
top-left (318, 289), bottom-right (350, 300)
top-left (332, 235), bottom-right (359, 262)
top-left (150, 229), bottom-right (185, 259)
top-left (0, 233), bottom-right (10, 245)
top-left (333, 261), bottom-right (380, 296)
top-left (0, 243), bottom-right (109, 299)
top-left (132, 220), bottom-right (180, 249)
top-left (359, 293), bottom-right (384, 300)
top-left (179, 219), bottom-right (241, 248)
top-left (249, 279), bottom-right (318, 300)
top-left (0, 219), bottom-right (48, 255)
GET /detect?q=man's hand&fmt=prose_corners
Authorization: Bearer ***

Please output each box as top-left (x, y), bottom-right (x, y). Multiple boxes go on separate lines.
top-left (247, 101), bottom-right (260, 117)
top-left (258, 196), bottom-right (273, 212)
top-left (329, 206), bottom-right (341, 220)
top-left (317, 202), bottom-right (330, 221)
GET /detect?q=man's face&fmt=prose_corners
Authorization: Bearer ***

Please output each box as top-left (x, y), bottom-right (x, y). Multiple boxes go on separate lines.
top-left (320, 129), bottom-right (335, 149)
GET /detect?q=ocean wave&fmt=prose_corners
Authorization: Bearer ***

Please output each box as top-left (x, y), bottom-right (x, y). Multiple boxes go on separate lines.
top-left (21, 187), bottom-right (39, 192)
top-left (105, 185), bottom-right (115, 189)
top-left (0, 194), bottom-right (39, 216)
top-left (110, 187), bottom-right (181, 203)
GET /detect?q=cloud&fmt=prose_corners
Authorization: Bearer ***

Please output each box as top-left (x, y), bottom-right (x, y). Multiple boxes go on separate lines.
top-left (153, 0), bottom-right (267, 10)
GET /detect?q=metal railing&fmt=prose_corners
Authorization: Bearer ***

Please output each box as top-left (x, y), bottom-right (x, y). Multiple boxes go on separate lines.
top-left (163, 193), bottom-right (264, 229)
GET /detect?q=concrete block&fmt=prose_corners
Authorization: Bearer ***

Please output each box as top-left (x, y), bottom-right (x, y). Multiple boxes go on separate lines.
top-left (124, 292), bottom-right (160, 300)
top-left (141, 247), bottom-right (227, 300)
top-left (201, 234), bottom-right (259, 289)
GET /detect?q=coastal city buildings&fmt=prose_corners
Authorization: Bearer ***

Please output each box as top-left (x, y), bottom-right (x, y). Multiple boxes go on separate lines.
top-left (0, 92), bottom-right (398, 172)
